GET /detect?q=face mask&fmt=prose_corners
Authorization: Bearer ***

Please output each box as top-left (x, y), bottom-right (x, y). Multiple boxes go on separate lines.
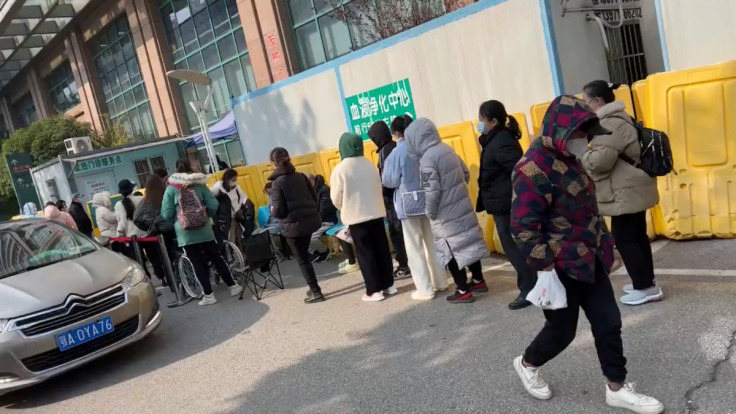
top-left (477, 121), bottom-right (485, 134)
top-left (230, 180), bottom-right (237, 187)
top-left (566, 138), bottom-right (589, 158)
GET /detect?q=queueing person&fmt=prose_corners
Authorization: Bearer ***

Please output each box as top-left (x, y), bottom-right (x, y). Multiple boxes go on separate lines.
top-left (263, 182), bottom-right (292, 260)
top-left (331, 133), bottom-right (396, 302)
top-left (476, 100), bottom-right (537, 310)
top-left (55, 199), bottom-right (67, 212)
top-left (368, 121), bottom-right (411, 279)
top-left (405, 118), bottom-right (488, 304)
top-left (510, 95), bottom-right (663, 414)
top-left (134, 174), bottom-right (175, 286)
top-left (92, 191), bottom-right (118, 248)
top-left (68, 193), bottom-right (94, 237)
top-left (268, 147), bottom-right (326, 304)
top-left (43, 201), bottom-right (77, 230)
top-left (581, 80), bottom-right (662, 306)
top-left (382, 115), bottom-right (448, 300)
top-left (162, 159), bottom-right (243, 306)
top-left (304, 173), bottom-right (334, 263)
top-left (210, 168), bottom-right (249, 250)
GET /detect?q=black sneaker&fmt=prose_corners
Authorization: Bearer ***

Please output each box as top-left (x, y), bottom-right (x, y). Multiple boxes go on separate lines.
top-left (313, 251), bottom-right (330, 263)
top-left (304, 291), bottom-right (326, 304)
top-left (508, 295), bottom-right (533, 310)
top-left (446, 290), bottom-right (475, 303)
top-left (468, 280), bottom-right (489, 293)
top-left (394, 267), bottom-right (412, 280)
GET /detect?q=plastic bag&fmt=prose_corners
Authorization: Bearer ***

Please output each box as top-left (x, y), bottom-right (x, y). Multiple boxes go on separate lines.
top-left (526, 269), bottom-right (568, 310)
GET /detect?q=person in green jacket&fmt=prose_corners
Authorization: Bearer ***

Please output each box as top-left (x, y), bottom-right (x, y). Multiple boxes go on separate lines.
top-left (162, 159), bottom-right (243, 305)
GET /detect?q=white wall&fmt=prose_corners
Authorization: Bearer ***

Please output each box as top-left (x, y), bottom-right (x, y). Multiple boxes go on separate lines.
top-left (32, 162), bottom-right (72, 205)
top-left (659, 0), bottom-right (736, 71)
top-left (234, 0), bottom-right (556, 164)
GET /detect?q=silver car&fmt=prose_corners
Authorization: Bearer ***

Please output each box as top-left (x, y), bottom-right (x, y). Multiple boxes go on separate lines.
top-left (0, 219), bottom-right (162, 394)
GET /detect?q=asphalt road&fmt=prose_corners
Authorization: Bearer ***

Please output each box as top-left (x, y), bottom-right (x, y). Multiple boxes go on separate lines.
top-left (1, 239), bottom-right (735, 414)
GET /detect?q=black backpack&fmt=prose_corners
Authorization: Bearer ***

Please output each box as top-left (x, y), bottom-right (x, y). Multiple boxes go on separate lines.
top-left (618, 117), bottom-right (676, 177)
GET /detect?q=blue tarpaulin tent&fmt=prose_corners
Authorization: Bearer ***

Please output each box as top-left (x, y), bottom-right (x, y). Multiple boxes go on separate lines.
top-left (185, 111), bottom-right (237, 146)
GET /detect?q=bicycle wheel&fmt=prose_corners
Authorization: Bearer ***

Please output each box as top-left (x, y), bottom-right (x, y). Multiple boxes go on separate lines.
top-left (222, 240), bottom-right (246, 271)
top-left (178, 255), bottom-right (204, 298)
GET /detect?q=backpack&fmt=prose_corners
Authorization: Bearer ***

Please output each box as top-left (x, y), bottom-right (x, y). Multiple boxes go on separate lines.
top-left (619, 118), bottom-right (675, 177)
top-left (177, 186), bottom-right (208, 230)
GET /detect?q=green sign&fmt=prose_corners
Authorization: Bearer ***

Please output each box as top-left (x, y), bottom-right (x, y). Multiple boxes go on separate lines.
top-left (345, 78), bottom-right (415, 139)
top-left (74, 155), bottom-right (123, 173)
top-left (5, 153), bottom-right (40, 209)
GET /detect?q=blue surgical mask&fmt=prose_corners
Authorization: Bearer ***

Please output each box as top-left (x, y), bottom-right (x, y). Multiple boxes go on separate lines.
top-left (477, 121), bottom-right (485, 134)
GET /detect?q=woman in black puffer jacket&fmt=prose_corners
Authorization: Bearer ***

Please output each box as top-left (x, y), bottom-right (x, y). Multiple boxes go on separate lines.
top-left (268, 147), bottom-right (325, 304)
top-left (134, 174), bottom-right (176, 286)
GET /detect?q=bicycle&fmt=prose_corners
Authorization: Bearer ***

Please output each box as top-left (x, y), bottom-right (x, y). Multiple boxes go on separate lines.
top-left (175, 240), bottom-right (245, 299)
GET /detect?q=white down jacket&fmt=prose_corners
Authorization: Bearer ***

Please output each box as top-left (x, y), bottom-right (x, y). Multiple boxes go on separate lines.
top-left (405, 118), bottom-right (488, 269)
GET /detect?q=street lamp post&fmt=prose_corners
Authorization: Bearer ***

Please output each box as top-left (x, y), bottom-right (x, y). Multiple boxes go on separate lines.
top-left (166, 69), bottom-right (218, 174)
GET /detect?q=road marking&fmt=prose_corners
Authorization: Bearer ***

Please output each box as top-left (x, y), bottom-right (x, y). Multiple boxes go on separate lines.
top-left (653, 269), bottom-right (736, 277)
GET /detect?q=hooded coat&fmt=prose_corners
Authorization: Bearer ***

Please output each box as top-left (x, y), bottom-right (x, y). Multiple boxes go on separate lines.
top-left (92, 191), bottom-right (117, 237)
top-left (268, 162), bottom-right (321, 238)
top-left (161, 172), bottom-right (219, 247)
top-left (405, 118), bottom-right (488, 269)
top-left (44, 204), bottom-right (78, 230)
top-left (368, 122), bottom-right (397, 203)
top-left (511, 95), bottom-right (615, 283)
top-left (580, 100), bottom-right (658, 216)
top-left (330, 133), bottom-right (386, 226)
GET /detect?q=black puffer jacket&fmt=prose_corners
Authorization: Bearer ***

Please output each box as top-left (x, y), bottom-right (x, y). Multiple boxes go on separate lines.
top-left (133, 200), bottom-right (174, 235)
top-left (68, 201), bottom-right (93, 236)
top-left (476, 126), bottom-right (524, 215)
top-left (269, 162), bottom-right (321, 237)
top-left (314, 175), bottom-right (338, 223)
top-left (368, 122), bottom-right (397, 203)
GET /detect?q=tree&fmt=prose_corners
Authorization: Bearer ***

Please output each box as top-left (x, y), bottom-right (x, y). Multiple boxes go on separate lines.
top-left (331, 0), bottom-right (466, 44)
top-left (90, 114), bottom-right (131, 149)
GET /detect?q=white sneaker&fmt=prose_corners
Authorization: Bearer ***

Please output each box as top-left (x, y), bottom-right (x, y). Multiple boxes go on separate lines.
top-left (620, 286), bottom-right (664, 306)
top-left (338, 259), bottom-right (349, 269)
top-left (383, 285), bottom-right (398, 295)
top-left (229, 284), bottom-right (244, 297)
top-left (198, 294), bottom-right (217, 306)
top-left (339, 262), bottom-right (360, 274)
top-left (362, 292), bottom-right (385, 302)
top-left (411, 291), bottom-right (435, 301)
top-left (513, 356), bottom-right (552, 400)
top-left (623, 284), bottom-right (634, 293)
top-left (606, 383), bottom-right (664, 414)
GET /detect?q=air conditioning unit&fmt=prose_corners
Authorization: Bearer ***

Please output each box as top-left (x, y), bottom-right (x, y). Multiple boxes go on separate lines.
top-left (65, 136), bottom-right (93, 154)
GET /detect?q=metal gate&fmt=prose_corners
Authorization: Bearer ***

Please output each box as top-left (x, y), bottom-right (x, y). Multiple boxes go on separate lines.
top-left (605, 22), bottom-right (648, 85)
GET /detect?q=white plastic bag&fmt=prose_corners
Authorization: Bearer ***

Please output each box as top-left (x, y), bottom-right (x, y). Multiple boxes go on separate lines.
top-left (526, 269), bottom-right (568, 310)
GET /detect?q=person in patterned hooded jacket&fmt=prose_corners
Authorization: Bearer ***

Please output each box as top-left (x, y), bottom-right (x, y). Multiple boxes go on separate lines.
top-left (510, 96), bottom-right (664, 414)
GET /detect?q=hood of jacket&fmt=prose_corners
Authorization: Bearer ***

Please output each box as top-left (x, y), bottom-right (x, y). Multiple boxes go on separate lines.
top-left (92, 191), bottom-right (112, 209)
top-left (168, 172), bottom-right (208, 188)
top-left (405, 118), bottom-right (440, 159)
top-left (268, 162), bottom-right (297, 181)
top-left (596, 100), bottom-right (627, 119)
top-left (367, 121), bottom-right (393, 150)
top-left (539, 95), bottom-right (601, 156)
top-left (339, 132), bottom-right (364, 159)
top-left (43, 205), bottom-right (61, 219)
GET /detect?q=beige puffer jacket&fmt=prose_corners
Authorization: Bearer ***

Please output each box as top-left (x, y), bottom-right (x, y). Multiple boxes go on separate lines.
top-left (581, 101), bottom-right (658, 217)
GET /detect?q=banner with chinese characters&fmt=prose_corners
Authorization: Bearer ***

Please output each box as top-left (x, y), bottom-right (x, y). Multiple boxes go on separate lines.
top-left (5, 153), bottom-right (40, 208)
top-left (345, 79), bottom-right (416, 139)
top-left (73, 155), bottom-right (123, 174)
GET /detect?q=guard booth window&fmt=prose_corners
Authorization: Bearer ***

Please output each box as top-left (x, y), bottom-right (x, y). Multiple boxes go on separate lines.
top-left (133, 156), bottom-right (167, 185)
top-left (605, 22), bottom-right (648, 85)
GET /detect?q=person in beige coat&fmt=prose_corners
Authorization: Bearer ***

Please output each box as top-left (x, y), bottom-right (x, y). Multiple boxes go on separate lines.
top-left (581, 81), bottom-right (662, 306)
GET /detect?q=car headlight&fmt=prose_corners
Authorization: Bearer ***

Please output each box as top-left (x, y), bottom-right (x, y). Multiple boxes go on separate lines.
top-left (121, 265), bottom-right (146, 289)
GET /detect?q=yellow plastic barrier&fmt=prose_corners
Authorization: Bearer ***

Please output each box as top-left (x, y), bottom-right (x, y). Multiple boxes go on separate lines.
top-left (645, 60), bottom-right (736, 239)
top-left (318, 148), bottom-right (343, 185)
top-left (631, 80), bottom-right (648, 125)
top-left (530, 85), bottom-right (636, 137)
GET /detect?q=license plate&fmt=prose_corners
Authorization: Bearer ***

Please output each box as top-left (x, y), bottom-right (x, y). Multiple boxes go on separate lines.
top-left (56, 317), bottom-right (114, 352)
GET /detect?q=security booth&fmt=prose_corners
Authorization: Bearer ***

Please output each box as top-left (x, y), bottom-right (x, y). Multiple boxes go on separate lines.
top-left (30, 137), bottom-right (186, 213)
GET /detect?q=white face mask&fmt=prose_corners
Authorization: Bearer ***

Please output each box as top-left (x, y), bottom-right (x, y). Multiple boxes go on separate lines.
top-left (566, 138), bottom-right (589, 158)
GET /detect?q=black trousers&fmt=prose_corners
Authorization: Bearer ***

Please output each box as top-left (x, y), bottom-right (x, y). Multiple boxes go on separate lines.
top-left (351, 218), bottom-right (394, 295)
top-left (339, 239), bottom-right (356, 264)
top-left (448, 259), bottom-right (483, 292)
top-left (141, 242), bottom-right (166, 283)
top-left (494, 214), bottom-right (538, 296)
top-left (386, 204), bottom-right (408, 268)
top-left (611, 211), bottom-right (655, 290)
top-left (285, 236), bottom-right (321, 294)
top-left (524, 259), bottom-right (627, 383)
top-left (183, 241), bottom-right (235, 295)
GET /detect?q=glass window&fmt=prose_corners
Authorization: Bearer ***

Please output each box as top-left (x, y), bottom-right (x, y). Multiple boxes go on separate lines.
top-left (188, 52), bottom-right (205, 72)
top-left (288, 0), bottom-right (314, 24)
top-left (240, 55), bottom-right (256, 91)
top-left (201, 44), bottom-right (219, 69)
top-left (194, 9), bottom-right (214, 45)
top-left (91, 16), bottom-right (157, 141)
top-left (295, 21), bottom-right (325, 69)
top-left (45, 61), bottom-right (80, 113)
top-left (233, 27), bottom-right (246, 53)
top-left (134, 159), bottom-right (152, 186)
top-left (226, 0), bottom-right (239, 27)
top-left (223, 59), bottom-right (248, 99)
top-left (210, 0), bottom-right (229, 36)
top-left (150, 156), bottom-right (167, 171)
top-left (180, 19), bottom-right (198, 53)
top-left (318, 13), bottom-right (352, 60)
top-left (217, 35), bottom-right (236, 61)
top-left (12, 93), bottom-right (37, 128)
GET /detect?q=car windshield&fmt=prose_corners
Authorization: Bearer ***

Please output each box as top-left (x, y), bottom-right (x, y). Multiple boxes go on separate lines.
top-left (0, 220), bottom-right (99, 280)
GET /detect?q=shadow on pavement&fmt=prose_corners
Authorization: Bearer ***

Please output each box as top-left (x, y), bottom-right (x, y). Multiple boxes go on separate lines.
top-left (0, 285), bottom-right (269, 410)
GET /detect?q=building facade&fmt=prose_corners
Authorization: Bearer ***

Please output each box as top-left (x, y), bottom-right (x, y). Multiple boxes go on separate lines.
top-left (0, 0), bottom-right (473, 142)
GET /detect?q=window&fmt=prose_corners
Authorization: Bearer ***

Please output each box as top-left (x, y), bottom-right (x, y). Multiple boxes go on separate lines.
top-left (605, 22), bottom-right (648, 85)
top-left (158, 0), bottom-right (256, 131)
top-left (133, 156), bottom-right (167, 185)
top-left (46, 179), bottom-right (59, 202)
top-left (46, 61), bottom-right (81, 113)
top-left (12, 94), bottom-right (37, 128)
top-left (91, 17), bottom-right (157, 141)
